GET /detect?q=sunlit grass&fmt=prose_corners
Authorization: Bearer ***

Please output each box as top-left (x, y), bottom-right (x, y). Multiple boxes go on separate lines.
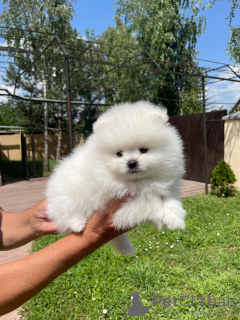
top-left (21, 192), bottom-right (240, 319)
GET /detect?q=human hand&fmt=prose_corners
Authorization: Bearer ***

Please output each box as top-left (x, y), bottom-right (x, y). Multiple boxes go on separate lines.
top-left (28, 199), bottom-right (59, 237)
top-left (80, 196), bottom-right (132, 246)
top-left (0, 200), bottom-right (59, 250)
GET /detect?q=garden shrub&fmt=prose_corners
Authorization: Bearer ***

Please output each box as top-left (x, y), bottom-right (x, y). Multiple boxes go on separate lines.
top-left (210, 159), bottom-right (236, 197)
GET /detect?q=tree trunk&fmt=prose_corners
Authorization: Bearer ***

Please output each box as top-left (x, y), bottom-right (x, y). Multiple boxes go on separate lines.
top-left (43, 79), bottom-right (49, 173)
top-left (29, 100), bottom-right (36, 178)
top-left (56, 104), bottom-right (63, 162)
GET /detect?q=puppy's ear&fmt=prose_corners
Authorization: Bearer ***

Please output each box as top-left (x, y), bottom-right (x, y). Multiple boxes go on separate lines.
top-left (152, 107), bottom-right (169, 124)
top-left (93, 117), bottom-right (105, 133)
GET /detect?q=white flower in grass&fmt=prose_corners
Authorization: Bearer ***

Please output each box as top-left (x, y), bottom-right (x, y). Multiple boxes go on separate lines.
top-left (166, 243), bottom-right (168, 245)
top-left (217, 233), bottom-right (220, 236)
top-left (162, 231), bottom-right (165, 234)
top-left (170, 245), bottom-right (174, 249)
top-left (157, 246), bottom-right (159, 248)
top-left (92, 297), bottom-right (96, 300)
top-left (150, 247), bottom-right (152, 249)
top-left (149, 241), bottom-right (151, 243)
top-left (136, 256), bottom-right (138, 258)
top-left (139, 245), bottom-right (141, 247)
top-left (145, 248), bottom-right (148, 251)
top-left (74, 291), bottom-right (77, 294)
top-left (176, 240), bottom-right (179, 242)
top-left (118, 278), bottom-right (120, 280)
top-left (103, 309), bottom-right (107, 314)
top-left (227, 214), bottom-right (229, 216)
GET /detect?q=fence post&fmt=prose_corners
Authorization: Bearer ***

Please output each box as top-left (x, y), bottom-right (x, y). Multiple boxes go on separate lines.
top-left (21, 133), bottom-right (29, 180)
top-left (0, 143), bottom-right (2, 186)
top-left (29, 87), bottom-right (36, 178)
top-left (202, 77), bottom-right (208, 194)
top-left (65, 58), bottom-right (73, 153)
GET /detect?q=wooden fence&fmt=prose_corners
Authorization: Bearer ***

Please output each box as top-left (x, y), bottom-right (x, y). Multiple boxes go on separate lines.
top-left (169, 110), bottom-right (227, 183)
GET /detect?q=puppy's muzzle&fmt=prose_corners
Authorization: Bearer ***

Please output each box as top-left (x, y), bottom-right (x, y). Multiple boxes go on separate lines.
top-left (127, 160), bottom-right (139, 172)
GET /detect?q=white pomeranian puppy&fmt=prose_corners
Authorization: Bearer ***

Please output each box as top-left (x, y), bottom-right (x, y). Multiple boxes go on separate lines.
top-left (46, 101), bottom-right (186, 255)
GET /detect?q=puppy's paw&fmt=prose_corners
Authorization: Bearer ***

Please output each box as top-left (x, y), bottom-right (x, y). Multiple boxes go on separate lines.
top-left (70, 224), bottom-right (86, 233)
top-left (152, 219), bottom-right (164, 231)
top-left (162, 199), bottom-right (186, 230)
top-left (163, 212), bottom-right (185, 230)
top-left (56, 218), bottom-right (87, 234)
top-left (113, 210), bottom-right (137, 230)
top-left (115, 243), bottom-right (135, 256)
top-left (109, 233), bottom-right (135, 256)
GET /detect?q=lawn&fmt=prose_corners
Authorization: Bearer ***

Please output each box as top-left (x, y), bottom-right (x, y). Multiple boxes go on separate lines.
top-left (21, 192), bottom-right (240, 320)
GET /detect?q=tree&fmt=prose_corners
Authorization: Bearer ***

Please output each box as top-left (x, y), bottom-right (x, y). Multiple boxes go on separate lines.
top-left (203, 1), bottom-right (240, 65)
top-left (0, 101), bottom-right (27, 126)
top-left (210, 159), bottom-right (236, 197)
top-left (97, 24), bottom-right (140, 104)
top-left (0, 0), bottom-right (78, 172)
top-left (111, 0), bottom-right (205, 115)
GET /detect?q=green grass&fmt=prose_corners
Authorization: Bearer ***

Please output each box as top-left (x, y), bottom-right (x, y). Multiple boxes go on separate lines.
top-left (21, 192), bottom-right (240, 319)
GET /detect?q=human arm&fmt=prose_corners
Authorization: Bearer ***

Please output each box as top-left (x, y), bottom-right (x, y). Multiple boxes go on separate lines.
top-left (0, 200), bottom-right (58, 250)
top-left (0, 197), bottom-right (129, 316)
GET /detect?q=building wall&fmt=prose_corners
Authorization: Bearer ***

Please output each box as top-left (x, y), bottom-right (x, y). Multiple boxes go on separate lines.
top-left (0, 133), bottom-right (84, 161)
top-left (224, 120), bottom-right (240, 189)
top-left (25, 134), bottom-right (68, 160)
top-left (0, 133), bottom-right (22, 161)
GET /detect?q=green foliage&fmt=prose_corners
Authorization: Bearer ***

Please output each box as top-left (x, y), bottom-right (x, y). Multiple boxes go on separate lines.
top-left (0, 0), bottom-right (81, 131)
top-left (1, 0), bottom-right (76, 36)
top-left (0, 102), bottom-right (27, 126)
top-left (211, 159), bottom-right (236, 197)
top-left (227, 25), bottom-right (240, 63)
top-left (21, 193), bottom-right (240, 319)
top-left (113, 0), bottom-right (205, 115)
top-left (76, 105), bottom-right (100, 138)
top-left (1, 159), bottom-right (56, 179)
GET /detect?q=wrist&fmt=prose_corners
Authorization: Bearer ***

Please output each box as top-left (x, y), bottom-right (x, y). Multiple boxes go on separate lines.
top-left (0, 209), bottom-right (36, 250)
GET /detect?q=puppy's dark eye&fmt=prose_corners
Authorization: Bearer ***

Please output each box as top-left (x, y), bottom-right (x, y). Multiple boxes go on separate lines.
top-left (116, 151), bottom-right (123, 157)
top-left (139, 147), bottom-right (148, 154)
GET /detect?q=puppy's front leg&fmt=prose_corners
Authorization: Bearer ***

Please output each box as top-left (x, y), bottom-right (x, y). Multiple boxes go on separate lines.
top-left (162, 196), bottom-right (186, 230)
top-left (113, 194), bottom-right (164, 230)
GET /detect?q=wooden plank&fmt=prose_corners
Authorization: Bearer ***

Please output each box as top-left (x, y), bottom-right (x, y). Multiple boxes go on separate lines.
top-left (169, 110), bottom-right (227, 182)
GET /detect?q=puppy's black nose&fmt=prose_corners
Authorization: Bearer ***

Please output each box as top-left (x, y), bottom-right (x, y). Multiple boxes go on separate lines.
top-left (128, 160), bottom-right (138, 169)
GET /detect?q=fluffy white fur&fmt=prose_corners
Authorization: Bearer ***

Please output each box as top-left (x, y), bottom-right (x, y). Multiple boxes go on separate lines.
top-left (46, 101), bottom-right (186, 255)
